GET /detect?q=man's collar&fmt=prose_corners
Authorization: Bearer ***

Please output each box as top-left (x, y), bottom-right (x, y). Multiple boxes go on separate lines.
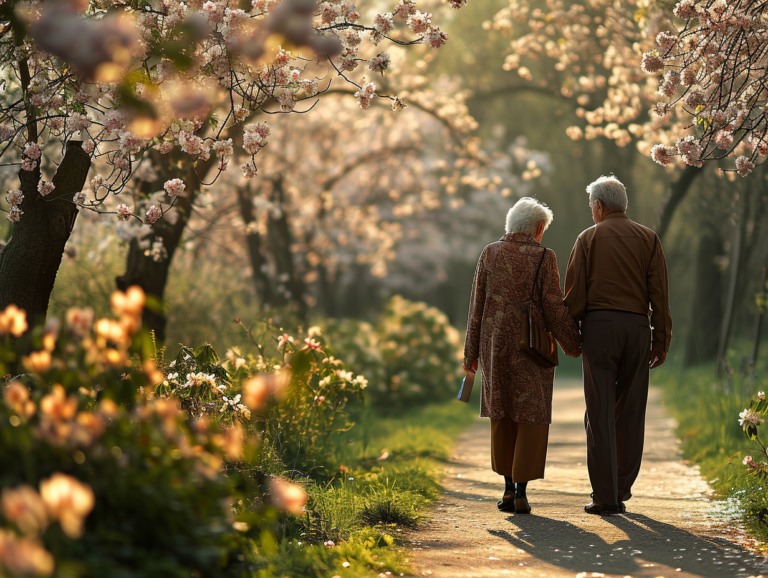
top-left (602, 211), bottom-right (627, 221)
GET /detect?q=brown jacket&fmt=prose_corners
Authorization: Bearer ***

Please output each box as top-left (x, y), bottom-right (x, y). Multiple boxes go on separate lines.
top-left (463, 233), bottom-right (581, 423)
top-left (563, 212), bottom-right (672, 352)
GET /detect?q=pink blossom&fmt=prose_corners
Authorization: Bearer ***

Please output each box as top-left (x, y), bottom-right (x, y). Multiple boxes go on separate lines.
top-left (391, 96), bottom-right (407, 112)
top-left (21, 158), bottom-right (37, 172)
top-left (83, 140), bottom-right (95, 154)
top-left (7, 206), bottom-right (23, 223)
top-left (212, 139), bottom-right (234, 159)
top-left (37, 181), bottom-right (55, 197)
top-left (682, 68), bottom-right (697, 86)
top-left (354, 82), bottom-right (376, 110)
top-left (116, 204), bottom-right (132, 221)
top-left (177, 131), bottom-right (204, 155)
top-left (744, 455), bottom-right (753, 465)
top-left (73, 192), bottom-right (87, 206)
top-left (104, 111), bottom-right (127, 134)
top-left (241, 162), bottom-right (257, 179)
top-left (5, 190), bottom-right (23, 206)
top-left (23, 143), bottom-right (41, 160)
top-left (145, 205), bottom-right (163, 224)
top-left (407, 11), bottom-right (431, 34)
top-left (233, 106), bottom-right (249, 122)
top-left (673, 0), bottom-right (698, 19)
top-left (650, 144), bottom-right (675, 167)
top-left (426, 27), bottom-right (448, 49)
top-left (735, 156), bottom-right (755, 177)
top-left (163, 178), bottom-right (186, 197)
top-left (0, 125), bottom-right (13, 142)
top-left (277, 92), bottom-right (295, 113)
top-left (449, 0), bottom-right (466, 8)
top-left (154, 141), bottom-right (174, 154)
top-left (714, 129), bottom-right (733, 150)
top-left (374, 13), bottom-right (393, 34)
top-left (302, 338), bottom-right (324, 353)
top-left (641, 52), bottom-right (664, 74)
top-left (66, 113), bottom-right (92, 132)
top-left (369, 52), bottom-right (390, 74)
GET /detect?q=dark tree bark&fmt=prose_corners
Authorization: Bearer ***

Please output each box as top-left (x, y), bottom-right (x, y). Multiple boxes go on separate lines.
top-left (683, 231), bottom-right (724, 366)
top-left (115, 151), bottom-right (213, 341)
top-left (657, 165), bottom-right (701, 240)
top-left (266, 176), bottom-right (307, 318)
top-left (236, 185), bottom-right (275, 308)
top-left (0, 141), bottom-right (91, 344)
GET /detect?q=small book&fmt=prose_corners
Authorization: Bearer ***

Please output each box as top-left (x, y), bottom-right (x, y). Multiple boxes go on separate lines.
top-left (457, 371), bottom-right (476, 403)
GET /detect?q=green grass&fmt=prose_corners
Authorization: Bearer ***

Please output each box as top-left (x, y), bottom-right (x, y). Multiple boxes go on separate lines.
top-left (260, 398), bottom-right (477, 577)
top-left (656, 364), bottom-right (768, 541)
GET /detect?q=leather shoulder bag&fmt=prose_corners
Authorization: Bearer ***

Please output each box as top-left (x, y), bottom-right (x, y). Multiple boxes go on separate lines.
top-left (519, 247), bottom-right (559, 368)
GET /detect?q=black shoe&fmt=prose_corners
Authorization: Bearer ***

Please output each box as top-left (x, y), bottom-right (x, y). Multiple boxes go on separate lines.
top-left (584, 501), bottom-right (621, 515)
top-left (497, 495), bottom-right (515, 512)
top-left (619, 502), bottom-right (627, 514)
top-left (514, 497), bottom-right (531, 514)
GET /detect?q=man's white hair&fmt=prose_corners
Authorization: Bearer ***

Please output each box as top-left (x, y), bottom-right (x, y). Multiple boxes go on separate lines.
top-left (586, 175), bottom-right (628, 212)
top-left (505, 197), bottom-right (554, 235)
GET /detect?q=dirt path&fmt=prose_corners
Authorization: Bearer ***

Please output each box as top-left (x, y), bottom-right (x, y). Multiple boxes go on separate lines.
top-left (408, 378), bottom-right (767, 578)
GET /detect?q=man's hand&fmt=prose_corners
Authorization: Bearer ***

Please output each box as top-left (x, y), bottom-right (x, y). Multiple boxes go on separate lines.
top-left (463, 359), bottom-right (478, 373)
top-left (649, 349), bottom-right (667, 369)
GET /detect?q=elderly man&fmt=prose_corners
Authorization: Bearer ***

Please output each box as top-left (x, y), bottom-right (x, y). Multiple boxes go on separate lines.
top-left (564, 175), bottom-right (672, 516)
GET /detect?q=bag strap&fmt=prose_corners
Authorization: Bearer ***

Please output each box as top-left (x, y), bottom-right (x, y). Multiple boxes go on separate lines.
top-left (530, 248), bottom-right (548, 304)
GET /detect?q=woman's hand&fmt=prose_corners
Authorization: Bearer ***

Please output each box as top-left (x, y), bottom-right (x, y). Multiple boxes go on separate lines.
top-left (462, 359), bottom-right (478, 373)
top-left (567, 344), bottom-right (583, 358)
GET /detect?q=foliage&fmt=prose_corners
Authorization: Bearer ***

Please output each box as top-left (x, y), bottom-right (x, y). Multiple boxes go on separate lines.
top-left (0, 296), bottom-right (262, 578)
top-left (658, 365), bottom-right (768, 539)
top-left (324, 295), bottom-right (462, 409)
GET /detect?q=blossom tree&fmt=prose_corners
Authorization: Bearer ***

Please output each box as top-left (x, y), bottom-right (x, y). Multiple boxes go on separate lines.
top-left (483, 0), bottom-right (706, 238)
top-left (0, 0), bottom-right (462, 338)
top-left (642, 0), bottom-right (768, 178)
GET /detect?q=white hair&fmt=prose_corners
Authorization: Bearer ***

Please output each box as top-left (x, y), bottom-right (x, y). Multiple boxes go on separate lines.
top-left (505, 197), bottom-right (554, 235)
top-left (586, 175), bottom-right (628, 212)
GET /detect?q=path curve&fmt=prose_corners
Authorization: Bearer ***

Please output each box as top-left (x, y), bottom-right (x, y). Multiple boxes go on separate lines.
top-left (408, 378), bottom-right (767, 578)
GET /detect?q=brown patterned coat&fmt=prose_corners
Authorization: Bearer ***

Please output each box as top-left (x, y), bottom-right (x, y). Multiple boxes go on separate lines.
top-left (463, 233), bottom-right (581, 424)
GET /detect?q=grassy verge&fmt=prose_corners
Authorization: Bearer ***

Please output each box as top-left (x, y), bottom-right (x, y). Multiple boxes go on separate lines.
top-left (656, 365), bottom-right (768, 541)
top-left (255, 398), bottom-right (477, 577)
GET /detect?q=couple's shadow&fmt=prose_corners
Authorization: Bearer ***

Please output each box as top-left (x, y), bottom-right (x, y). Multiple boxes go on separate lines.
top-left (490, 511), bottom-right (766, 577)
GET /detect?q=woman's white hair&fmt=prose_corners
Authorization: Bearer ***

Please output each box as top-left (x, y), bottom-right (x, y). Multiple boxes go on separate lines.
top-left (586, 175), bottom-right (628, 212)
top-left (505, 197), bottom-right (554, 235)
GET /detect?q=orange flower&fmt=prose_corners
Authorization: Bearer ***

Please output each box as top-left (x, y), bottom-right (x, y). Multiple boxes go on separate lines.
top-left (1, 485), bottom-right (48, 535)
top-left (98, 398), bottom-right (120, 418)
top-left (110, 286), bottom-right (145, 317)
top-left (242, 376), bottom-right (269, 410)
top-left (3, 381), bottom-right (36, 418)
top-left (40, 385), bottom-right (77, 421)
top-left (224, 423), bottom-right (244, 460)
top-left (22, 351), bottom-right (51, 374)
top-left (269, 477), bottom-right (307, 516)
top-left (39, 473), bottom-right (95, 539)
top-left (76, 412), bottom-right (106, 438)
top-left (0, 304), bottom-right (28, 337)
top-left (0, 530), bottom-right (54, 576)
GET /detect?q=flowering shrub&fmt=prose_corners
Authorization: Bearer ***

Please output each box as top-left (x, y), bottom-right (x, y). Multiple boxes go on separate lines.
top-left (739, 391), bottom-right (768, 476)
top-left (324, 296), bottom-right (462, 408)
top-left (0, 293), bottom-right (322, 577)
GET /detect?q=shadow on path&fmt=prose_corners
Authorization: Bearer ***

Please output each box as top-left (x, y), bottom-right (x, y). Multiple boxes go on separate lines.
top-left (492, 512), bottom-right (763, 578)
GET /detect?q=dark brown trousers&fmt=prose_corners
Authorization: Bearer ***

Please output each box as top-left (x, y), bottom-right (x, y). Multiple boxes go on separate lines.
top-left (582, 310), bottom-right (651, 506)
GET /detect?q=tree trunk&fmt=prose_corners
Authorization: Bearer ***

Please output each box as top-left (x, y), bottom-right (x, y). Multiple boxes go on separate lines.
top-left (658, 165), bottom-right (701, 240)
top-left (683, 231), bottom-right (724, 366)
top-left (236, 185), bottom-right (275, 308)
top-left (266, 176), bottom-right (307, 318)
top-left (115, 152), bottom-right (210, 341)
top-left (0, 141), bottom-right (91, 348)
top-left (717, 196), bottom-right (749, 376)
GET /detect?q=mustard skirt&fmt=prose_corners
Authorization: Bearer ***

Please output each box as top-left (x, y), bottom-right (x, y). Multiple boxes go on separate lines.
top-left (490, 418), bottom-right (549, 482)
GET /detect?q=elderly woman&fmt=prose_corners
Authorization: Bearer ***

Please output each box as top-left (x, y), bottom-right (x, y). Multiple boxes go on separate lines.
top-left (463, 197), bottom-right (581, 514)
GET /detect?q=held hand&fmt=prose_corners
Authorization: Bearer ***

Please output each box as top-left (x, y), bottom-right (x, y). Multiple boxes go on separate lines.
top-left (649, 349), bottom-right (667, 369)
top-left (568, 344), bottom-right (582, 359)
top-left (462, 359), bottom-right (478, 373)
